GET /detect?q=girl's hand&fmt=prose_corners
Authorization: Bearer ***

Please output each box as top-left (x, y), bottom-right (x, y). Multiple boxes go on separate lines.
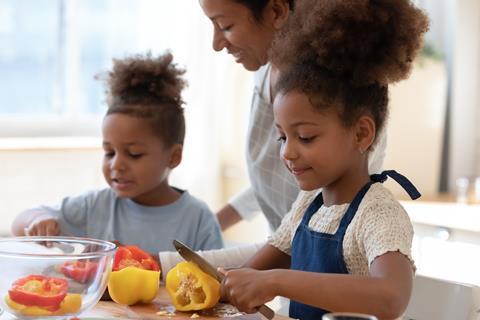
top-left (220, 267), bottom-right (278, 314)
top-left (24, 215), bottom-right (60, 236)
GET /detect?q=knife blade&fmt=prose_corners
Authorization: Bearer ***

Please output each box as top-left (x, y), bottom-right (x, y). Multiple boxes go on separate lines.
top-left (172, 239), bottom-right (275, 320)
top-left (173, 239), bottom-right (223, 282)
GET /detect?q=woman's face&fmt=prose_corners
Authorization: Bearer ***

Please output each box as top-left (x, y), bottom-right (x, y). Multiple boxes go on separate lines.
top-left (199, 0), bottom-right (281, 71)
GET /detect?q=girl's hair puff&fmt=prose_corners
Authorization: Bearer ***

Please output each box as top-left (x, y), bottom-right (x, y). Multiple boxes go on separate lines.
top-left (104, 52), bottom-right (187, 146)
top-left (271, 0), bottom-right (429, 139)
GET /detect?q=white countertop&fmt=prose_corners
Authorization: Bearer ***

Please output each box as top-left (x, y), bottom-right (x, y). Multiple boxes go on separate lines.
top-left (402, 200), bottom-right (480, 233)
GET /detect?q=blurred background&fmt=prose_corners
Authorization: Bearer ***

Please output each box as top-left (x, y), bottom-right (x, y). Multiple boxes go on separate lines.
top-left (1, 0), bottom-right (479, 286)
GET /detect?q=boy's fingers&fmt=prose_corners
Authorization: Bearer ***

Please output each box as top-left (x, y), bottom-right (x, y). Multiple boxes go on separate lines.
top-left (23, 227), bottom-right (31, 236)
top-left (46, 222), bottom-right (58, 236)
top-left (112, 240), bottom-right (123, 247)
top-left (217, 267), bottom-right (227, 276)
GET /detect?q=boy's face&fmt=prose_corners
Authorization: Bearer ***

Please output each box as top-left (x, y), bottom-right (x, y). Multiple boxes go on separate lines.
top-left (102, 113), bottom-right (182, 206)
top-left (273, 90), bottom-right (361, 192)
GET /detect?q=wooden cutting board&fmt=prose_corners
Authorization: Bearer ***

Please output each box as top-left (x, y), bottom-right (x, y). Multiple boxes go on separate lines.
top-left (83, 287), bottom-right (276, 319)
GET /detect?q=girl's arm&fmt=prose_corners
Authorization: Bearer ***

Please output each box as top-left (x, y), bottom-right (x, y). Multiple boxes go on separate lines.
top-left (223, 251), bottom-right (412, 320)
top-left (243, 243), bottom-right (291, 270)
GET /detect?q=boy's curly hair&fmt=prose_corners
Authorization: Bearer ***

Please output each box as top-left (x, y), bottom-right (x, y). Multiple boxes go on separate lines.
top-left (104, 52), bottom-right (187, 146)
top-left (271, 0), bottom-right (429, 139)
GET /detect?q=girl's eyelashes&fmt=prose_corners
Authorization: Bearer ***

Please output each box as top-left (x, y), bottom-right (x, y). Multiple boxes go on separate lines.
top-left (276, 135), bottom-right (315, 143)
top-left (299, 136), bottom-right (315, 143)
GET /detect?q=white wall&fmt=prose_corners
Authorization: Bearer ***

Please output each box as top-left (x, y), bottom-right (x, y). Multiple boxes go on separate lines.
top-left (0, 139), bottom-right (106, 235)
top-left (450, 0), bottom-right (480, 187)
top-left (384, 59), bottom-right (447, 198)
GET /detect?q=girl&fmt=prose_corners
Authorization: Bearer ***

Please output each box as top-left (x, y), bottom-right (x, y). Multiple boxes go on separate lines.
top-left (220, 1), bottom-right (428, 319)
top-left (12, 53), bottom-right (224, 254)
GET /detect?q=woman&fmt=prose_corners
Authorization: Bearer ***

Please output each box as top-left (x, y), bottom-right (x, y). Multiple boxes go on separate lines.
top-left (201, 0), bottom-right (300, 231)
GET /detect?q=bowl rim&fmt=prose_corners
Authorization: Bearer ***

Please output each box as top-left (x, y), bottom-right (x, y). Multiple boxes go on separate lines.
top-left (0, 236), bottom-right (117, 258)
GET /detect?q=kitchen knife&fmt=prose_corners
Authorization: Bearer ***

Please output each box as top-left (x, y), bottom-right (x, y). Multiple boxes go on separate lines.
top-left (173, 239), bottom-right (275, 320)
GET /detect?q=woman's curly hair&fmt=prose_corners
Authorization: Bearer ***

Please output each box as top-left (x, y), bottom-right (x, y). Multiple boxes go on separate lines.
top-left (104, 52), bottom-right (187, 146)
top-left (271, 0), bottom-right (429, 139)
top-left (235, 0), bottom-right (295, 21)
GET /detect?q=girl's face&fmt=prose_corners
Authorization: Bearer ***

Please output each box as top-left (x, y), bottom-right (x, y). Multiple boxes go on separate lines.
top-left (274, 91), bottom-right (365, 192)
top-left (102, 113), bottom-right (181, 206)
top-left (199, 0), bottom-right (285, 71)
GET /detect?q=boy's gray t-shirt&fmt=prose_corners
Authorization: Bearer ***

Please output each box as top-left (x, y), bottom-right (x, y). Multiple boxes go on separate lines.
top-left (43, 188), bottom-right (223, 253)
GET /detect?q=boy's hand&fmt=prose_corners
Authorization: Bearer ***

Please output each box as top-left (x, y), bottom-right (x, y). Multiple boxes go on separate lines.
top-left (220, 267), bottom-right (277, 314)
top-left (24, 215), bottom-right (60, 236)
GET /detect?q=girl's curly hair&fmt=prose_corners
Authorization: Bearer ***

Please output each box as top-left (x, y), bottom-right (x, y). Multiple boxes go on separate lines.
top-left (104, 52), bottom-right (187, 146)
top-left (271, 0), bottom-right (429, 138)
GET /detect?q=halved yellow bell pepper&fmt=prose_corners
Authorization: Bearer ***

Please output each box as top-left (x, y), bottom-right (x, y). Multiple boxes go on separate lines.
top-left (166, 261), bottom-right (220, 311)
top-left (107, 266), bottom-right (160, 305)
top-left (5, 293), bottom-right (82, 316)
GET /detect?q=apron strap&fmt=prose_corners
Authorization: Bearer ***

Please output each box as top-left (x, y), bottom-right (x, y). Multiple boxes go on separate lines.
top-left (336, 181), bottom-right (373, 235)
top-left (299, 192), bottom-right (324, 226)
top-left (370, 170), bottom-right (421, 200)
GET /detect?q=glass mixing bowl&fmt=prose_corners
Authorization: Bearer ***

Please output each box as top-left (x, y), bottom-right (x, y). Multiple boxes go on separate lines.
top-left (0, 236), bottom-right (116, 319)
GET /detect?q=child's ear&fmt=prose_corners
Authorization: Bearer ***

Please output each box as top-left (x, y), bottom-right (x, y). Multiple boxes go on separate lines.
top-left (355, 116), bottom-right (376, 153)
top-left (168, 144), bottom-right (183, 169)
top-left (268, 0), bottom-right (290, 30)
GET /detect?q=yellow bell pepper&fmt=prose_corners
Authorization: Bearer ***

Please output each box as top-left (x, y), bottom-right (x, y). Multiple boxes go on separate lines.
top-left (5, 293), bottom-right (82, 316)
top-left (166, 261), bottom-right (220, 311)
top-left (107, 266), bottom-right (160, 305)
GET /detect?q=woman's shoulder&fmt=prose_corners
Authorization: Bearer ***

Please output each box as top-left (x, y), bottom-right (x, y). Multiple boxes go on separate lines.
top-left (253, 63), bottom-right (271, 86)
top-left (253, 63), bottom-right (272, 100)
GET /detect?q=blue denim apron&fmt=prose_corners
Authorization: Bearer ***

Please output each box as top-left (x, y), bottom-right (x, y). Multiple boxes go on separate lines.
top-left (289, 170), bottom-right (421, 320)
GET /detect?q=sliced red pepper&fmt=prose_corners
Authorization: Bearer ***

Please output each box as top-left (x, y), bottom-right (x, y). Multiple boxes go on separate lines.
top-left (8, 275), bottom-right (68, 310)
top-left (60, 260), bottom-right (98, 283)
top-left (112, 245), bottom-right (159, 272)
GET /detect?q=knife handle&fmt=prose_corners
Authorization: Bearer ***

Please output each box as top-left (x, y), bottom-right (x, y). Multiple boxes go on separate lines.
top-left (258, 304), bottom-right (275, 319)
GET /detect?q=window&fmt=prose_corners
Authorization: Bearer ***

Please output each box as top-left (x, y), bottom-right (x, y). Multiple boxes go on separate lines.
top-left (0, 0), bottom-right (171, 118)
top-left (0, 0), bottom-right (59, 116)
top-left (1, 0), bottom-right (248, 137)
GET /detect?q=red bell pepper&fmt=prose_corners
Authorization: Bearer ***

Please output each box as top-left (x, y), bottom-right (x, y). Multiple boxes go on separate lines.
top-left (112, 245), bottom-right (159, 272)
top-left (60, 260), bottom-right (98, 283)
top-left (8, 275), bottom-right (68, 310)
